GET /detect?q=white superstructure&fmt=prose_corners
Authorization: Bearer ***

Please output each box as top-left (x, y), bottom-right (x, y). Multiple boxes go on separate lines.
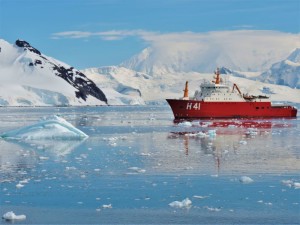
top-left (192, 69), bottom-right (269, 102)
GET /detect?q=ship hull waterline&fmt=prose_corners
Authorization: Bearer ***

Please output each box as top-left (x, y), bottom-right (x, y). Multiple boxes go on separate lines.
top-left (166, 99), bottom-right (297, 120)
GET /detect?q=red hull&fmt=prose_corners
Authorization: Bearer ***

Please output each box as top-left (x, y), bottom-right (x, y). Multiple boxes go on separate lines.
top-left (166, 99), bottom-right (297, 119)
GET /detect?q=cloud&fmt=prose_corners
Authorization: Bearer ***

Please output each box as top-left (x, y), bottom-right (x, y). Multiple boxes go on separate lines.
top-left (52, 29), bottom-right (300, 46)
top-left (51, 29), bottom-right (300, 72)
top-left (51, 31), bottom-right (93, 39)
top-left (117, 30), bottom-right (300, 73)
top-left (51, 30), bottom-right (158, 41)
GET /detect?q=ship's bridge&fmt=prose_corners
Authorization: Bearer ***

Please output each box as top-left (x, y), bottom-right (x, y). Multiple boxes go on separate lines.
top-left (200, 83), bottom-right (229, 94)
top-left (193, 82), bottom-right (245, 102)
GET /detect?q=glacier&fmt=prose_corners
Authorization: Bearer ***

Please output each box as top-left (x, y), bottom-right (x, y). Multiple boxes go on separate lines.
top-left (259, 48), bottom-right (300, 89)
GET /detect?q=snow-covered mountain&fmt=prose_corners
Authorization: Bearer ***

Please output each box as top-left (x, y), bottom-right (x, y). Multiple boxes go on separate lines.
top-left (121, 30), bottom-right (300, 75)
top-left (82, 65), bottom-right (300, 106)
top-left (0, 39), bottom-right (107, 106)
top-left (82, 66), bottom-right (147, 105)
top-left (1, 34), bottom-right (299, 107)
top-left (259, 48), bottom-right (300, 89)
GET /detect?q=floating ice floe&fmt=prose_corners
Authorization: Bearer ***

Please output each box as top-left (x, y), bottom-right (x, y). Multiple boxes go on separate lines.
top-left (102, 204), bottom-right (112, 209)
top-left (184, 130), bottom-right (217, 138)
top-left (294, 183), bottom-right (300, 189)
top-left (169, 198), bottom-right (192, 209)
top-left (281, 180), bottom-right (300, 189)
top-left (2, 211), bottom-right (26, 221)
top-left (177, 121), bottom-right (192, 127)
top-left (195, 132), bottom-right (208, 138)
top-left (127, 167), bottom-right (146, 174)
top-left (239, 140), bottom-right (247, 145)
top-left (208, 130), bottom-right (216, 137)
top-left (193, 195), bottom-right (209, 199)
top-left (0, 115), bottom-right (88, 140)
top-left (16, 183), bottom-right (25, 189)
top-left (204, 206), bottom-right (221, 212)
top-left (239, 176), bottom-right (254, 184)
top-left (245, 128), bottom-right (258, 136)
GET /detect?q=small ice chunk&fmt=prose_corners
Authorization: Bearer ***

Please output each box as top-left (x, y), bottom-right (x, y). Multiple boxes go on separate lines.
top-left (245, 128), bottom-right (258, 136)
top-left (16, 183), bottom-right (24, 189)
top-left (169, 198), bottom-right (192, 209)
top-left (293, 182), bottom-right (300, 189)
top-left (193, 195), bottom-right (209, 199)
top-left (239, 176), bottom-right (254, 184)
top-left (178, 121), bottom-right (192, 127)
top-left (208, 130), bottom-right (216, 135)
top-left (281, 179), bottom-right (294, 188)
top-left (204, 206), bottom-right (221, 212)
top-left (19, 179), bottom-right (30, 184)
top-left (139, 153), bottom-right (151, 156)
top-left (39, 156), bottom-right (49, 160)
top-left (239, 140), bottom-right (247, 145)
top-left (102, 204), bottom-right (112, 209)
top-left (128, 167), bottom-right (146, 173)
top-left (196, 132), bottom-right (208, 138)
top-left (2, 211), bottom-right (26, 221)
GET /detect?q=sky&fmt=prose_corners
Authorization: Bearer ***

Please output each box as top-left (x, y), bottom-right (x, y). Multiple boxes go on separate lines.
top-left (0, 0), bottom-right (299, 69)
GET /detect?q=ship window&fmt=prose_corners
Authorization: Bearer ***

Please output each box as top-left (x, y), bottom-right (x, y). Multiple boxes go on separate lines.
top-left (256, 107), bottom-right (259, 109)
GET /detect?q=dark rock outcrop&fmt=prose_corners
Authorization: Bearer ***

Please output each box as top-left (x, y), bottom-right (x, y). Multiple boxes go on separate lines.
top-left (15, 39), bottom-right (108, 104)
top-left (16, 39), bottom-right (41, 55)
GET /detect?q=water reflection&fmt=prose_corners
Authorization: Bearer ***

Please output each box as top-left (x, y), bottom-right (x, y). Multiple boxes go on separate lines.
top-left (0, 140), bottom-right (38, 182)
top-left (0, 138), bottom-right (86, 182)
top-left (162, 119), bottom-right (300, 175)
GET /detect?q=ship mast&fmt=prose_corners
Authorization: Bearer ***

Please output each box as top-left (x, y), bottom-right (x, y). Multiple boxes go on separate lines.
top-left (183, 81), bottom-right (189, 100)
top-left (213, 68), bottom-right (220, 84)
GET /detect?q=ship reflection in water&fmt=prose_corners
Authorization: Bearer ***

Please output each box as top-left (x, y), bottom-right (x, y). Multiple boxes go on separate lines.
top-left (162, 119), bottom-right (300, 175)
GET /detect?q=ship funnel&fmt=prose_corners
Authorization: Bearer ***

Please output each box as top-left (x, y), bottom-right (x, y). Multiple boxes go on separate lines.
top-left (183, 81), bottom-right (189, 100)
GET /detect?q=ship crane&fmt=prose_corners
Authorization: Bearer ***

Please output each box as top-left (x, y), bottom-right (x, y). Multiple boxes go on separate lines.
top-left (232, 83), bottom-right (242, 95)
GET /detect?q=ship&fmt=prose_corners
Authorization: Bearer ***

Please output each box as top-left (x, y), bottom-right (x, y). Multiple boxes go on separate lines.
top-left (166, 68), bottom-right (298, 119)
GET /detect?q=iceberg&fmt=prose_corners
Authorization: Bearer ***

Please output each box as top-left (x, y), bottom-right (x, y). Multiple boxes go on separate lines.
top-left (169, 198), bottom-right (192, 209)
top-left (2, 211), bottom-right (26, 221)
top-left (0, 115), bottom-right (88, 140)
top-left (239, 176), bottom-right (254, 184)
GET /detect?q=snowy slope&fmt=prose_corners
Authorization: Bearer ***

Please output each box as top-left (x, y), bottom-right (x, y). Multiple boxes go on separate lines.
top-left (259, 48), bottom-right (300, 88)
top-left (82, 66), bottom-right (300, 105)
top-left (1, 36), bottom-right (299, 107)
top-left (82, 66), bottom-right (147, 105)
top-left (0, 39), bottom-right (107, 106)
top-left (121, 30), bottom-right (300, 75)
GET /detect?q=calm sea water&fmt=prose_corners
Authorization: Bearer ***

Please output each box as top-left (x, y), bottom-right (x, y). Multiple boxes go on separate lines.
top-left (0, 106), bottom-right (299, 224)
